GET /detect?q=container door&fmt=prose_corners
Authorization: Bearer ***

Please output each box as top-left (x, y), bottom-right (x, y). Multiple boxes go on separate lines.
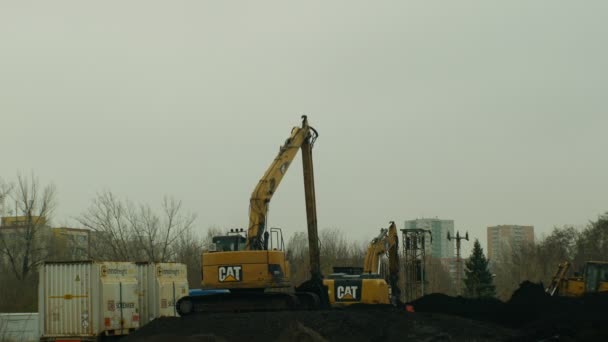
top-left (42, 263), bottom-right (93, 337)
top-left (155, 264), bottom-right (189, 317)
top-left (120, 279), bottom-right (140, 330)
top-left (157, 279), bottom-right (189, 317)
top-left (100, 263), bottom-right (140, 335)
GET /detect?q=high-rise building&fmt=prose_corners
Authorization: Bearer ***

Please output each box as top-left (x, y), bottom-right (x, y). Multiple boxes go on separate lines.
top-left (404, 218), bottom-right (455, 258)
top-left (486, 225), bottom-right (534, 261)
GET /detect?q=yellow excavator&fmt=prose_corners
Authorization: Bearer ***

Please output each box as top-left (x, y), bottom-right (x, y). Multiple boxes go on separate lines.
top-left (546, 260), bottom-right (608, 297)
top-left (324, 221), bottom-right (401, 306)
top-left (177, 116), bottom-right (328, 314)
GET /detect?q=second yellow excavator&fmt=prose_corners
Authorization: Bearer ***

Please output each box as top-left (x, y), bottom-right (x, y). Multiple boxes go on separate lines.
top-left (324, 221), bottom-right (401, 306)
top-left (177, 116), bottom-right (328, 314)
top-left (546, 260), bottom-right (608, 297)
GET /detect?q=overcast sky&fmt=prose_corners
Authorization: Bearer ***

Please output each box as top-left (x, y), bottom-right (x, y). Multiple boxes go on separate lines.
top-left (1, 1), bottom-right (606, 255)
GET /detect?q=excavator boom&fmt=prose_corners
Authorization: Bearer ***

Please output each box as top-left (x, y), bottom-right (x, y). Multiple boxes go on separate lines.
top-left (387, 222), bottom-right (401, 304)
top-left (363, 229), bottom-right (389, 274)
top-left (246, 116), bottom-right (318, 250)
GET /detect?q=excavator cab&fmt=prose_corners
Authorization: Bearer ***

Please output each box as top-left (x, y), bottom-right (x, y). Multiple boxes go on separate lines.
top-left (210, 229), bottom-right (247, 252)
top-left (268, 227), bottom-right (285, 251)
top-left (210, 227), bottom-right (285, 252)
top-left (584, 261), bottom-right (608, 293)
top-left (211, 236), bottom-right (247, 252)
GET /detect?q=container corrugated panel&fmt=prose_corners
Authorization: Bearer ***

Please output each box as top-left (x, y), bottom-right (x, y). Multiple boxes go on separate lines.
top-left (136, 262), bottom-right (151, 325)
top-left (39, 261), bottom-right (96, 338)
top-left (136, 262), bottom-right (189, 325)
top-left (39, 261), bottom-right (140, 340)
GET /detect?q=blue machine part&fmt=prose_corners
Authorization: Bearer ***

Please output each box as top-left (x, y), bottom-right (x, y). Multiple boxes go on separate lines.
top-left (189, 289), bottom-right (230, 296)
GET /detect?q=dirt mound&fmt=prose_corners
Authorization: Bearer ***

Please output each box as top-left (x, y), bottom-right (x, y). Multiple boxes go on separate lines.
top-left (136, 334), bottom-right (228, 342)
top-left (411, 281), bottom-right (608, 340)
top-left (411, 293), bottom-right (505, 323)
top-left (507, 281), bottom-right (547, 305)
top-left (123, 307), bottom-right (515, 342)
top-left (509, 291), bottom-right (608, 341)
top-left (276, 321), bottom-right (328, 342)
top-left (121, 282), bottom-right (607, 341)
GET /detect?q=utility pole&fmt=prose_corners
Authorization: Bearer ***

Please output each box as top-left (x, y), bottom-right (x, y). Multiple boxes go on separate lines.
top-left (447, 230), bottom-right (468, 296)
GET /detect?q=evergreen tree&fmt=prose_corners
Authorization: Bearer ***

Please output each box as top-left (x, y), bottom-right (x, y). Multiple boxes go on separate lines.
top-left (463, 239), bottom-right (496, 298)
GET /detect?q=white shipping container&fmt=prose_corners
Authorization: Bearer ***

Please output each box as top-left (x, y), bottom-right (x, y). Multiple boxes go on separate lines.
top-left (136, 262), bottom-right (189, 325)
top-left (38, 261), bottom-right (140, 341)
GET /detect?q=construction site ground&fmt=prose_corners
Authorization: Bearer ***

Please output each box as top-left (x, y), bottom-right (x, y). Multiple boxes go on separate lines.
top-left (124, 282), bottom-right (608, 342)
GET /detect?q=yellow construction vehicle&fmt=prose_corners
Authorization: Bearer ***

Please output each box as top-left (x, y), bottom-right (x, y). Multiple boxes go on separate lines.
top-left (176, 116), bottom-right (328, 314)
top-left (324, 221), bottom-right (401, 306)
top-left (546, 261), bottom-right (608, 297)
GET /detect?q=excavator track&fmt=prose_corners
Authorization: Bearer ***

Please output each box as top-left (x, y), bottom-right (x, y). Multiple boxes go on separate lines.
top-left (176, 291), bottom-right (322, 316)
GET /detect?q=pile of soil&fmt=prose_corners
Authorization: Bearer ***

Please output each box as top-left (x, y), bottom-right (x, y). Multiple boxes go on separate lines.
top-left (123, 307), bottom-right (516, 342)
top-left (412, 281), bottom-right (608, 341)
top-left (121, 282), bottom-right (608, 341)
top-left (410, 281), bottom-right (548, 327)
top-left (410, 293), bottom-right (505, 324)
top-left (508, 290), bottom-right (608, 341)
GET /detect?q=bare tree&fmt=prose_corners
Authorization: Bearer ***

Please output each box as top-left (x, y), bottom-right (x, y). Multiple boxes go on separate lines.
top-left (78, 191), bottom-right (137, 261)
top-left (0, 179), bottom-right (12, 216)
top-left (128, 196), bottom-right (196, 262)
top-left (0, 173), bottom-right (56, 280)
top-left (425, 256), bottom-right (457, 296)
top-left (173, 228), bottom-right (204, 287)
top-left (78, 191), bottom-right (196, 262)
top-left (286, 228), bottom-right (367, 285)
top-left (286, 231), bottom-right (310, 285)
top-left (574, 213), bottom-right (608, 267)
top-left (201, 225), bottom-right (224, 251)
top-left (318, 228), bottom-right (351, 274)
top-left (347, 240), bottom-right (367, 269)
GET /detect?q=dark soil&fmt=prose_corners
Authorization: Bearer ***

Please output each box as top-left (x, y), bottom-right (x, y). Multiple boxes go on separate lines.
top-left (121, 282), bottom-right (608, 342)
top-left (412, 281), bottom-right (608, 341)
top-left (123, 307), bottom-right (516, 342)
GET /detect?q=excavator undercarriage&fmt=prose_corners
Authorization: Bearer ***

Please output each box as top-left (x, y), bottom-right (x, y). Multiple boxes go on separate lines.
top-left (176, 291), bottom-right (322, 315)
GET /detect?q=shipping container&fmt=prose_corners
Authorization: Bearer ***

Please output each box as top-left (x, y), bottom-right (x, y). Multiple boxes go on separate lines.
top-left (38, 261), bottom-right (140, 341)
top-left (136, 262), bottom-right (189, 325)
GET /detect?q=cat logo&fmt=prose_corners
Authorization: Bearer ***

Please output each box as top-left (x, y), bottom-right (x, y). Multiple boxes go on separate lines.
top-left (334, 280), bottom-right (362, 302)
top-left (218, 265), bottom-right (242, 282)
top-left (337, 286), bottom-right (359, 300)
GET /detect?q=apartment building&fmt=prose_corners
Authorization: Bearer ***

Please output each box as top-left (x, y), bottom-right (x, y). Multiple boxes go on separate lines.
top-left (486, 224), bottom-right (534, 261)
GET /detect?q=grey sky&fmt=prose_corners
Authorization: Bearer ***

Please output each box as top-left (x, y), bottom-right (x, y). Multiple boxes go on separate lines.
top-left (1, 1), bottom-right (607, 254)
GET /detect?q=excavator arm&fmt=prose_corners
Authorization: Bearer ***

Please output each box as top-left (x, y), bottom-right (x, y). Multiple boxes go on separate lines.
top-left (387, 222), bottom-right (401, 304)
top-left (363, 229), bottom-right (389, 274)
top-left (362, 222), bottom-right (401, 304)
top-left (246, 116), bottom-right (318, 250)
